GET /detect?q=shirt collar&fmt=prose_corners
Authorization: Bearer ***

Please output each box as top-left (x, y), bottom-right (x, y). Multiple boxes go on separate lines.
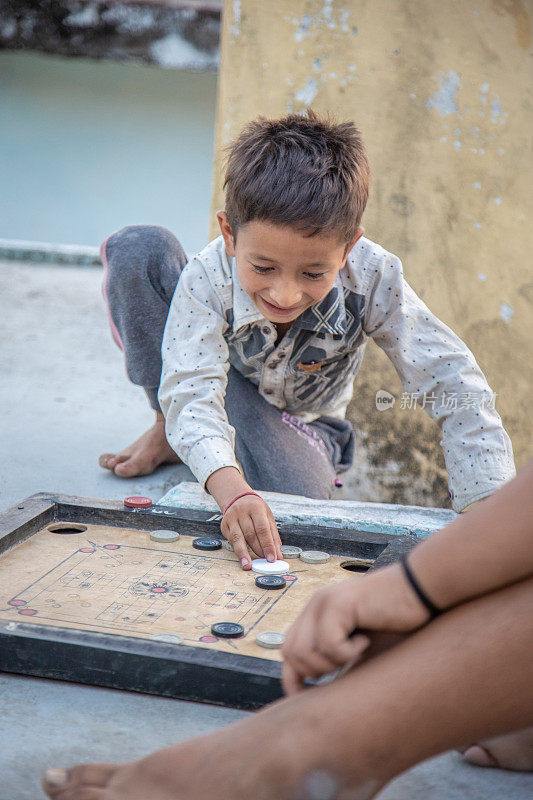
top-left (230, 255), bottom-right (347, 335)
top-left (230, 256), bottom-right (264, 332)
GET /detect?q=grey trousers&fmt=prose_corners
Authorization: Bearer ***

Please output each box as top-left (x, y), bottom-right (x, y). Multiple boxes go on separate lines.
top-left (101, 225), bottom-right (355, 499)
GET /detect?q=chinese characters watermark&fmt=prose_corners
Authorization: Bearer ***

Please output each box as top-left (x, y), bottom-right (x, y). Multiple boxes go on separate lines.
top-left (376, 390), bottom-right (497, 412)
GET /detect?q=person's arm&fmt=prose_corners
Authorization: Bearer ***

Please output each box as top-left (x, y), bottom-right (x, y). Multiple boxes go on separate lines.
top-left (282, 461), bottom-right (533, 693)
top-left (158, 260), bottom-right (281, 567)
top-left (206, 466), bottom-right (281, 567)
top-left (362, 249), bottom-right (515, 511)
top-left (407, 458), bottom-right (533, 610)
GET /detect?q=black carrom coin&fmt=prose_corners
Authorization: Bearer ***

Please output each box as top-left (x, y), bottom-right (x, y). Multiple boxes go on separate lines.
top-left (211, 622), bottom-right (245, 638)
top-left (192, 537), bottom-right (223, 550)
top-left (255, 575), bottom-right (286, 590)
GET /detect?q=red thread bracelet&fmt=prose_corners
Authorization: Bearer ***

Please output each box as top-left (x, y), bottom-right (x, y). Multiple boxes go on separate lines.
top-left (223, 491), bottom-right (261, 515)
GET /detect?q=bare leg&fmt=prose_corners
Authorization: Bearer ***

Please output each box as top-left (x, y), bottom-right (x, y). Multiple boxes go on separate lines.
top-left (43, 577), bottom-right (533, 800)
top-left (99, 411), bottom-right (180, 477)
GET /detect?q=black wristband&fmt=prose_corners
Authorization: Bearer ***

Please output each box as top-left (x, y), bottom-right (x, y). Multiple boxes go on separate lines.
top-left (400, 555), bottom-right (442, 619)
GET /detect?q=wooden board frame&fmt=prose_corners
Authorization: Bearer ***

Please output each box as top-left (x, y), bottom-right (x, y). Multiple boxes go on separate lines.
top-left (0, 493), bottom-right (417, 710)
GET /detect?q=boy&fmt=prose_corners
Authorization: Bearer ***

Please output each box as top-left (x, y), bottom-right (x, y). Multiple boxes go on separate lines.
top-left (99, 110), bottom-right (515, 568)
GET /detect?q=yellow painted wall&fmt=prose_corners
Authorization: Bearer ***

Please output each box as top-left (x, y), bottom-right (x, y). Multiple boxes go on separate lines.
top-left (210, 0), bottom-right (532, 507)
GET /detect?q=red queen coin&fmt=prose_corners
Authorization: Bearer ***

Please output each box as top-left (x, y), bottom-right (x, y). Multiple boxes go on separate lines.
top-left (124, 496), bottom-right (152, 509)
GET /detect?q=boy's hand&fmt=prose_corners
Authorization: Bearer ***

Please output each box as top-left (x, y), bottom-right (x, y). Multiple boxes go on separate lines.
top-left (205, 467), bottom-right (282, 569)
top-left (221, 493), bottom-right (282, 569)
top-left (281, 562), bottom-right (430, 695)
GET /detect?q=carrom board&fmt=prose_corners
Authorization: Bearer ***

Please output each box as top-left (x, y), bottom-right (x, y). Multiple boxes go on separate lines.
top-left (0, 493), bottom-right (416, 709)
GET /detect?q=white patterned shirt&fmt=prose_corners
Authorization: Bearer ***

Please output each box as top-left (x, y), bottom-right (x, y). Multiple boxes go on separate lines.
top-left (158, 235), bottom-right (515, 510)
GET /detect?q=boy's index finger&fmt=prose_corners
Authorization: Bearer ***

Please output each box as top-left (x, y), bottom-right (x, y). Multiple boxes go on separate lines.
top-left (250, 512), bottom-right (277, 562)
top-left (225, 519), bottom-right (252, 569)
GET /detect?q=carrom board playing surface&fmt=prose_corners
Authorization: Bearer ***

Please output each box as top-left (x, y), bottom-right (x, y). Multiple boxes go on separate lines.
top-left (0, 493), bottom-right (415, 709)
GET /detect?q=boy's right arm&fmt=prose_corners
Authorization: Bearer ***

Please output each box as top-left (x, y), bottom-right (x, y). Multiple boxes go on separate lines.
top-left (206, 466), bottom-right (282, 568)
top-left (158, 259), bottom-right (281, 566)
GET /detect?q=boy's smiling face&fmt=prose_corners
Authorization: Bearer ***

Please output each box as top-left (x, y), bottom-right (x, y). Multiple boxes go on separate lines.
top-left (218, 212), bottom-right (362, 325)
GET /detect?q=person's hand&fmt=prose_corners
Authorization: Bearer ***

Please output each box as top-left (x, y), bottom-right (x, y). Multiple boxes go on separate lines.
top-left (221, 493), bottom-right (282, 569)
top-left (205, 468), bottom-right (283, 570)
top-left (282, 562), bottom-right (430, 694)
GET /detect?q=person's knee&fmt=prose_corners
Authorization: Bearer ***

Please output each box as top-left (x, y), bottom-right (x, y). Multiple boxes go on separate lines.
top-left (102, 225), bottom-right (185, 291)
top-left (235, 437), bottom-right (334, 499)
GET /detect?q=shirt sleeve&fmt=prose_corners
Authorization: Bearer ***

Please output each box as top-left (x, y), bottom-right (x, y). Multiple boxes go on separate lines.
top-left (362, 253), bottom-right (516, 511)
top-left (158, 257), bottom-right (241, 488)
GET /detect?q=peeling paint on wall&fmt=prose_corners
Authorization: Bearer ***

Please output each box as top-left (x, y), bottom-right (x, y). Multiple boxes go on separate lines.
top-left (322, 0), bottom-right (334, 25)
top-left (425, 70), bottom-right (461, 116)
top-left (295, 76), bottom-right (318, 105)
top-left (339, 9), bottom-right (352, 33)
top-left (500, 302), bottom-right (514, 323)
top-left (490, 96), bottom-right (508, 125)
top-left (289, 2), bottom-right (357, 42)
top-left (294, 13), bottom-right (313, 42)
top-left (230, 0), bottom-right (242, 39)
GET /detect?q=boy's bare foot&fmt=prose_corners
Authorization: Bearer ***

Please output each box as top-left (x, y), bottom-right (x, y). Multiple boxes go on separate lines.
top-left (461, 728), bottom-right (533, 772)
top-left (99, 412), bottom-right (180, 478)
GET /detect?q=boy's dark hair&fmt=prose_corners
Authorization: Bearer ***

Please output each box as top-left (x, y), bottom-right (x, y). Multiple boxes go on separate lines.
top-left (223, 109), bottom-right (370, 246)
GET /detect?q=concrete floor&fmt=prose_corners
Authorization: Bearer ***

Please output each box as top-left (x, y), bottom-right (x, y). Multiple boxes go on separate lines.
top-left (1, 259), bottom-right (531, 799)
